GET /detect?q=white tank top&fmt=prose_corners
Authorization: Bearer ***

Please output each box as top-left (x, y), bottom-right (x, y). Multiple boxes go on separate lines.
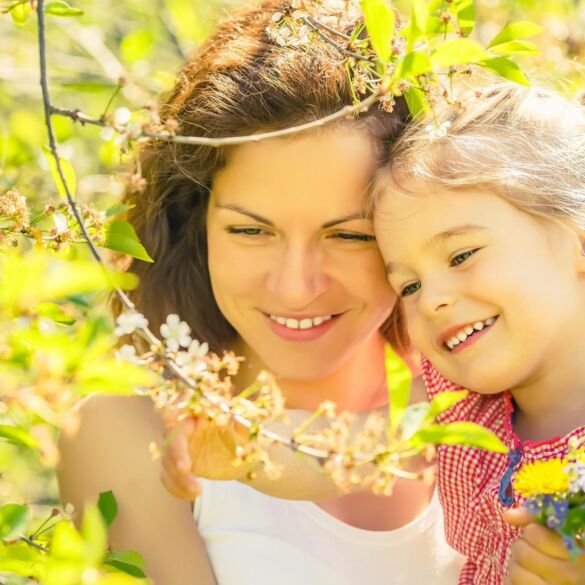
top-left (194, 479), bottom-right (464, 585)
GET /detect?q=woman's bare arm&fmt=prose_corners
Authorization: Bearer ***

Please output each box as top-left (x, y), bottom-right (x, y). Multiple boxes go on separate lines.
top-left (58, 394), bottom-right (216, 585)
top-left (162, 376), bottom-right (429, 502)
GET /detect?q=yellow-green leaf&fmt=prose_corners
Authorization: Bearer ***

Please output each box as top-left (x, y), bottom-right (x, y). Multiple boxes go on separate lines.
top-left (386, 345), bottom-right (412, 433)
top-left (488, 21), bottom-right (543, 49)
top-left (411, 421), bottom-right (508, 453)
top-left (10, 2), bottom-right (32, 26)
top-left (489, 40), bottom-right (539, 56)
top-left (105, 221), bottom-right (154, 262)
top-left (44, 0), bottom-right (84, 17)
top-left (0, 504), bottom-right (29, 540)
top-left (360, 0), bottom-right (395, 63)
top-left (481, 57), bottom-right (530, 86)
top-left (431, 38), bottom-right (487, 68)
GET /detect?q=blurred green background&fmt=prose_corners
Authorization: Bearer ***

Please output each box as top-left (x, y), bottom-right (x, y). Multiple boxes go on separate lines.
top-left (1, 0), bottom-right (584, 526)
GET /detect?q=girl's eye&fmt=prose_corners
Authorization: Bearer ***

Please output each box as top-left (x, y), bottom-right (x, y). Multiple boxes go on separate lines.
top-left (331, 232), bottom-right (376, 242)
top-left (227, 227), bottom-right (268, 237)
top-left (450, 248), bottom-right (479, 267)
top-left (400, 281), bottom-right (421, 298)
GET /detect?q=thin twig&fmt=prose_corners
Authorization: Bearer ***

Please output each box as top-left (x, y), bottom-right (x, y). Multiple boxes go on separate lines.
top-left (51, 91), bottom-right (381, 147)
top-left (305, 15), bottom-right (351, 40)
top-left (301, 16), bottom-right (373, 63)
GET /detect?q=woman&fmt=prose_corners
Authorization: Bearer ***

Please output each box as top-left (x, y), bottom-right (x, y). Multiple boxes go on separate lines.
top-left (57, 2), bottom-right (463, 584)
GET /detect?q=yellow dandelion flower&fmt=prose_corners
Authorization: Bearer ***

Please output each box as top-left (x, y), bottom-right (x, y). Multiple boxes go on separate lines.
top-left (513, 459), bottom-right (570, 499)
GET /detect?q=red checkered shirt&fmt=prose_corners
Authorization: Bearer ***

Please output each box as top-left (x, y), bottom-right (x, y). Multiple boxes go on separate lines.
top-left (421, 357), bottom-right (585, 585)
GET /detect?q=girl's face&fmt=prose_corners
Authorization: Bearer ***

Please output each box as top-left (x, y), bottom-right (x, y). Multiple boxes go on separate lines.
top-left (375, 186), bottom-right (585, 394)
top-left (206, 128), bottom-right (395, 381)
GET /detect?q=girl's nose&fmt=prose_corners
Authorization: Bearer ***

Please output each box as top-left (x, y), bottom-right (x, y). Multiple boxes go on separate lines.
top-left (418, 278), bottom-right (456, 317)
top-left (265, 244), bottom-right (329, 310)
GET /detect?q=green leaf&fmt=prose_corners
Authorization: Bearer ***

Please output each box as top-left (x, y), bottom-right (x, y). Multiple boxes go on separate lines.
top-left (411, 421), bottom-right (508, 452)
top-left (106, 203), bottom-right (134, 218)
top-left (489, 40), bottom-right (539, 56)
top-left (360, 0), bottom-right (395, 63)
top-left (9, 2), bottom-right (32, 26)
top-left (81, 506), bottom-right (107, 563)
top-left (0, 504), bottom-right (29, 540)
top-left (104, 551), bottom-right (146, 578)
top-left (397, 51), bottom-right (432, 79)
top-left (0, 425), bottom-right (38, 449)
top-left (406, 0), bottom-right (428, 50)
top-left (403, 86), bottom-right (430, 118)
top-left (76, 359), bottom-right (159, 395)
top-left (454, 0), bottom-right (475, 37)
top-left (431, 39), bottom-right (487, 68)
top-left (562, 508), bottom-right (585, 537)
top-left (386, 345), bottom-right (412, 433)
top-left (480, 57), bottom-right (530, 86)
top-left (35, 302), bottom-right (76, 325)
top-left (105, 221), bottom-right (154, 262)
top-left (50, 520), bottom-right (85, 561)
top-left (44, 0), bottom-right (84, 17)
top-left (43, 147), bottom-right (77, 200)
top-left (488, 21), bottom-right (544, 49)
top-left (97, 491), bottom-right (118, 527)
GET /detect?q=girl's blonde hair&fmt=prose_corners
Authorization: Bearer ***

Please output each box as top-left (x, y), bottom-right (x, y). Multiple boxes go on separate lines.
top-left (374, 82), bottom-right (585, 229)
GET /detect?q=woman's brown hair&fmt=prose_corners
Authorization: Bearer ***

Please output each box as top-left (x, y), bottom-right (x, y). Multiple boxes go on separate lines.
top-left (124, 0), bottom-right (410, 351)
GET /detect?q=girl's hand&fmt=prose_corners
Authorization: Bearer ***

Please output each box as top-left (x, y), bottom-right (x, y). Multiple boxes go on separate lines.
top-left (504, 507), bottom-right (585, 584)
top-left (160, 416), bottom-right (252, 500)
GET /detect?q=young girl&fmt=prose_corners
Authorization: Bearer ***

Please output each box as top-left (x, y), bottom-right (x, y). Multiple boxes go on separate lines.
top-left (373, 83), bottom-right (585, 584)
top-left (164, 83), bottom-right (585, 585)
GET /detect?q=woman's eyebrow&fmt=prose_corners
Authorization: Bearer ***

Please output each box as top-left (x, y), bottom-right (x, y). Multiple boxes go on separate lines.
top-left (322, 213), bottom-right (368, 228)
top-left (215, 205), bottom-right (367, 229)
top-left (214, 203), bottom-right (274, 226)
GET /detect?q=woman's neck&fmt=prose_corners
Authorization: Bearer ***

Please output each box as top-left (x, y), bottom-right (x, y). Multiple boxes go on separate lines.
top-left (233, 333), bottom-right (388, 412)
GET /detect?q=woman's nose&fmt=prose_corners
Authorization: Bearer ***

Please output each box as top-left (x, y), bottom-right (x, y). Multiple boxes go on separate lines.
top-left (265, 244), bottom-right (329, 309)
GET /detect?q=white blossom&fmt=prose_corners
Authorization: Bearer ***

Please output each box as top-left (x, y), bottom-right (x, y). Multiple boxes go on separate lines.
top-left (114, 107), bottom-right (132, 126)
top-left (160, 313), bottom-right (192, 352)
top-left (424, 120), bottom-right (451, 140)
top-left (114, 312), bottom-right (149, 337)
top-left (115, 344), bottom-right (139, 363)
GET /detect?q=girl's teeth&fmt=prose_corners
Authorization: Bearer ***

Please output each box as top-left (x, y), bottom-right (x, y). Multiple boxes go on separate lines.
top-left (485, 317), bottom-right (496, 326)
top-left (313, 316), bottom-right (324, 326)
top-left (473, 321), bottom-right (484, 331)
top-left (446, 340), bottom-right (454, 350)
top-left (286, 318), bottom-right (299, 329)
top-left (457, 332), bottom-right (467, 342)
top-left (446, 316), bottom-right (498, 351)
top-left (276, 317), bottom-right (286, 325)
top-left (299, 318), bottom-right (313, 330)
top-left (465, 326), bottom-right (474, 335)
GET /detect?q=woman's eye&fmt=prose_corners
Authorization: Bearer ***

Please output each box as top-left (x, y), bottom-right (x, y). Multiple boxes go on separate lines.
top-left (331, 232), bottom-right (376, 242)
top-left (400, 281), bottom-right (421, 298)
top-left (450, 248), bottom-right (479, 267)
top-left (227, 227), bottom-right (268, 237)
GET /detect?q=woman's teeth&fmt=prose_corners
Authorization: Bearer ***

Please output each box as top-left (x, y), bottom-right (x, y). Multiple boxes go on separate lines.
top-left (270, 315), bottom-right (332, 330)
top-left (445, 316), bottom-right (497, 350)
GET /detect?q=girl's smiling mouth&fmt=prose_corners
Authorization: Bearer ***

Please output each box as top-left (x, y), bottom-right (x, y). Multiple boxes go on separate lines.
top-left (439, 316), bottom-right (499, 353)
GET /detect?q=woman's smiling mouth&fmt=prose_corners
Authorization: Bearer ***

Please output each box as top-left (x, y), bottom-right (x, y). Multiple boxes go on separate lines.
top-left (263, 312), bottom-right (344, 341)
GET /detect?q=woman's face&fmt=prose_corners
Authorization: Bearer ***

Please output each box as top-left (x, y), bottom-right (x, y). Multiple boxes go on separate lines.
top-left (206, 127), bottom-right (396, 380)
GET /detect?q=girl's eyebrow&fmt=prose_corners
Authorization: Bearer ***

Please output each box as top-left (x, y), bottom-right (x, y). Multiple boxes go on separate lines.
top-left (385, 224), bottom-right (487, 276)
top-left (215, 204), bottom-right (367, 229)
